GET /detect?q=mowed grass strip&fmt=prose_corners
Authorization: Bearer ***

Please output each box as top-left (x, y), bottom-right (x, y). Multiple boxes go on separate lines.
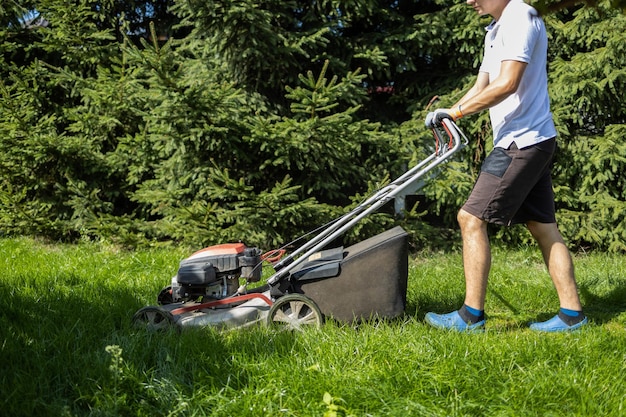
top-left (1, 237), bottom-right (625, 416)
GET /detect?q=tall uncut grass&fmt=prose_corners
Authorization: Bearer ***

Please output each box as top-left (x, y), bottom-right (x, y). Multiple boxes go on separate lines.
top-left (1, 237), bottom-right (625, 416)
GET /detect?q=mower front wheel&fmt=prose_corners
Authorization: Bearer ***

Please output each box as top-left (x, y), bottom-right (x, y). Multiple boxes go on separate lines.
top-left (267, 294), bottom-right (323, 331)
top-left (132, 306), bottom-right (178, 332)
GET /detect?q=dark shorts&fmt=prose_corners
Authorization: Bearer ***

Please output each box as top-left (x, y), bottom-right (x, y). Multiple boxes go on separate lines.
top-left (462, 139), bottom-right (557, 226)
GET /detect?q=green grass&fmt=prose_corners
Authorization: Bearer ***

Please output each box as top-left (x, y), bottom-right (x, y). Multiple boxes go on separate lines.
top-left (1, 237), bottom-right (625, 416)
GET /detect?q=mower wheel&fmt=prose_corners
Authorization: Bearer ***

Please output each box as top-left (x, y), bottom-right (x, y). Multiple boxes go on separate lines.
top-left (132, 306), bottom-right (178, 331)
top-left (267, 294), bottom-right (323, 331)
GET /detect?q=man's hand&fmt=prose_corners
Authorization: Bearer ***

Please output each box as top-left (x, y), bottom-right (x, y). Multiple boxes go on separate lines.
top-left (424, 106), bottom-right (464, 128)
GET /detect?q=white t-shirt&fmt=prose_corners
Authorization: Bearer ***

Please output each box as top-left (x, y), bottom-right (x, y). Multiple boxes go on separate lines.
top-left (479, 0), bottom-right (557, 148)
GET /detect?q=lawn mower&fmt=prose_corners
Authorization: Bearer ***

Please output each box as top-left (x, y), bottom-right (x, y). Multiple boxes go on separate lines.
top-left (132, 120), bottom-right (468, 331)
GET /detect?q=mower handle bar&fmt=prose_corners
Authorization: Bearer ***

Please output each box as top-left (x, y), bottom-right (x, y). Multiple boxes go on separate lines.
top-left (267, 119), bottom-right (468, 286)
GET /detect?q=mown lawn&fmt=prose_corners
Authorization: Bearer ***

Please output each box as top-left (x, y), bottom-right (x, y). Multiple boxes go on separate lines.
top-left (1, 237), bottom-right (625, 416)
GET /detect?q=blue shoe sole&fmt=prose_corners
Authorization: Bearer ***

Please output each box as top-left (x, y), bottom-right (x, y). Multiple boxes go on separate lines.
top-left (529, 315), bottom-right (588, 332)
top-left (425, 311), bottom-right (485, 333)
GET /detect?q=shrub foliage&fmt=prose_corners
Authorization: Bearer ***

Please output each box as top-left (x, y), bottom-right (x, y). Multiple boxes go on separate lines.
top-left (0, 0), bottom-right (624, 251)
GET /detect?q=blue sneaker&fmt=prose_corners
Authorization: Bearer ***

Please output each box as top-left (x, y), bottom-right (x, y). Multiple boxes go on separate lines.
top-left (529, 314), bottom-right (588, 332)
top-left (425, 310), bottom-right (485, 332)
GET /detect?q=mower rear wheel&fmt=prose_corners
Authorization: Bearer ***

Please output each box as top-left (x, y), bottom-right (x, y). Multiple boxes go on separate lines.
top-left (132, 306), bottom-right (178, 331)
top-left (267, 294), bottom-right (323, 331)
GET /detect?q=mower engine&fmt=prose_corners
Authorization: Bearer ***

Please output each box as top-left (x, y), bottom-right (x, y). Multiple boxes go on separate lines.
top-left (158, 243), bottom-right (262, 305)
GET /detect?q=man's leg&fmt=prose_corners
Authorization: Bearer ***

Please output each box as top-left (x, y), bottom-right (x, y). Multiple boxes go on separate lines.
top-left (458, 208), bottom-right (491, 311)
top-left (526, 221), bottom-right (587, 331)
top-left (526, 221), bottom-right (582, 310)
top-left (423, 208), bottom-right (489, 331)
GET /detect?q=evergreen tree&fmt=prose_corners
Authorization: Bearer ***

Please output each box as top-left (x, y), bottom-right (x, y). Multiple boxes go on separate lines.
top-left (0, 0), bottom-right (119, 239)
top-left (0, 0), bottom-right (624, 252)
top-left (547, 3), bottom-right (626, 251)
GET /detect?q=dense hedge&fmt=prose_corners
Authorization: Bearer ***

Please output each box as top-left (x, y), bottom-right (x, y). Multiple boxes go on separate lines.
top-left (1, 1), bottom-right (624, 252)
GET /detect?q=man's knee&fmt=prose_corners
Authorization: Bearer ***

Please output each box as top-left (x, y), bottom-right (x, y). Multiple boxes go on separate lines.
top-left (458, 209), bottom-right (485, 232)
top-left (527, 220), bottom-right (564, 244)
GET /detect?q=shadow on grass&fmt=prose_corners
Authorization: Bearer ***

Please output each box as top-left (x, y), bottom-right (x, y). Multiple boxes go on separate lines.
top-left (578, 283), bottom-right (626, 324)
top-left (0, 268), bottom-right (295, 416)
top-left (406, 280), bottom-right (626, 327)
top-left (1, 278), bottom-right (140, 415)
top-left (405, 294), bottom-right (465, 320)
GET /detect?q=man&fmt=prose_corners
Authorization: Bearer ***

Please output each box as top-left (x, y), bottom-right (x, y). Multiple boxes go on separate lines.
top-left (424, 0), bottom-right (587, 332)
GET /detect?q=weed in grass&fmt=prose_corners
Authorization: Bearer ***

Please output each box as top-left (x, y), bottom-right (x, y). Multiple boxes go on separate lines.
top-left (322, 392), bottom-right (357, 417)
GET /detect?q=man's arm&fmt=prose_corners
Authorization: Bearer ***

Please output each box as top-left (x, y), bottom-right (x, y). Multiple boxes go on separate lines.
top-left (454, 60), bottom-right (527, 117)
top-left (454, 71), bottom-right (490, 108)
